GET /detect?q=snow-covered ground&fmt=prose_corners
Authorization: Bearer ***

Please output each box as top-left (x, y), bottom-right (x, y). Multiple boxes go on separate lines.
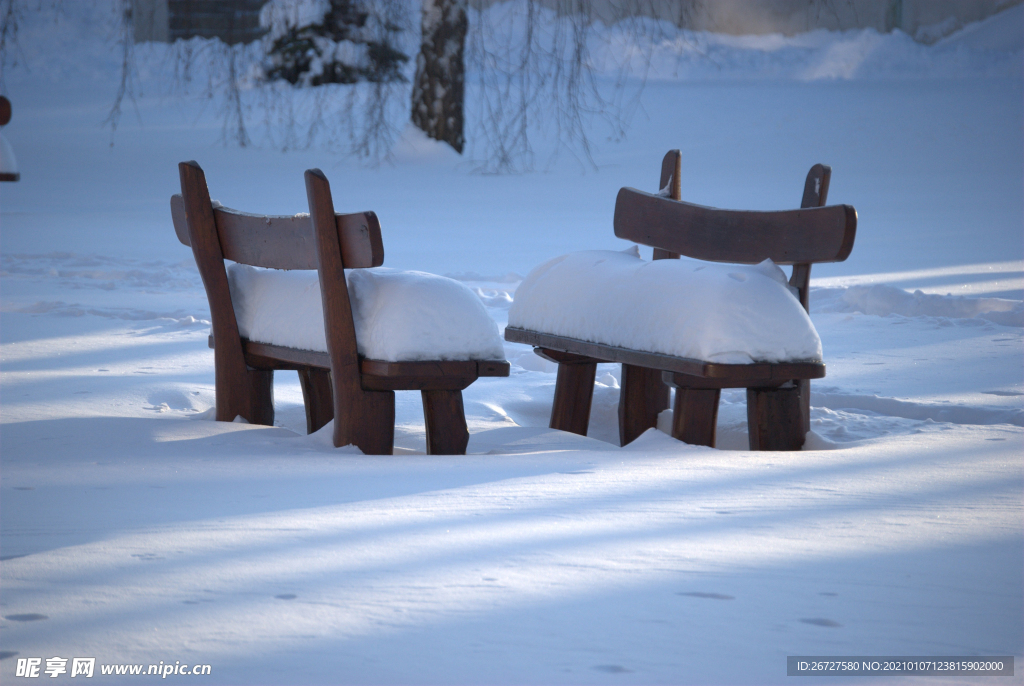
top-left (1, 2), bottom-right (1021, 683)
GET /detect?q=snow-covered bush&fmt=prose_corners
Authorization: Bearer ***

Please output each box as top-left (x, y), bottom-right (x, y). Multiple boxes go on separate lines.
top-left (260, 0), bottom-right (408, 86)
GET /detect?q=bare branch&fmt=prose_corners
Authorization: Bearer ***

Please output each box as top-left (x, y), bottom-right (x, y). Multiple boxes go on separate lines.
top-left (466, 0), bottom-right (655, 173)
top-left (103, 0), bottom-right (141, 145)
top-left (1, 0), bottom-right (67, 92)
top-left (0, 0), bottom-right (24, 92)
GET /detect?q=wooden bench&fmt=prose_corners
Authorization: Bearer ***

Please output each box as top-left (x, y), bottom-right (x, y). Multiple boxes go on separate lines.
top-left (0, 96), bottom-right (19, 183)
top-left (504, 150), bottom-right (857, 451)
top-left (171, 161), bottom-right (509, 455)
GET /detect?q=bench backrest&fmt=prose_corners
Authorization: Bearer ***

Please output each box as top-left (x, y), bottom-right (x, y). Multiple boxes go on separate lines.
top-left (614, 151), bottom-right (856, 266)
top-left (171, 167), bottom-right (384, 271)
top-left (614, 149), bottom-right (857, 311)
top-left (614, 188), bottom-right (856, 265)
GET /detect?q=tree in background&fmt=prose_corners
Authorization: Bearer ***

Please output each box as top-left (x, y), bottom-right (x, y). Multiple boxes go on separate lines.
top-left (464, 0), bottom-right (611, 172)
top-left (0, 0), bottom-right (66, 94)
top-left (410, 0), bottom-right (467, 154)
top-left (262, 0), bottom-right (408, 86)
top-left (178, 0), bottom-right (687, 170)
top-left (414, 0), bottom-right (704, 172)
top-left (0, 0), bottom-right (698, 171)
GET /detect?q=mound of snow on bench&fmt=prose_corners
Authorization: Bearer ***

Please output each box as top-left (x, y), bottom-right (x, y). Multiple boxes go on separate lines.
top-left (227, 265), bottom-right (505, 362)
top-left (508, 249), bottom-right (822, 364)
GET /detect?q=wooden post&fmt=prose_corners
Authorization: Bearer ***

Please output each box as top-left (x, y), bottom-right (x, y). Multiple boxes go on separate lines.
top-left (789, 164), bottom-right (832, 437)
top-left (247, 370), bottom-right (275, 427)
top-left (353, 389), bottom-right (396, 456)
top-left (617, 149), bottom-right (678, 444)
top-left (619, 364), bottom-right (669, 446)
top-left (179, 161), bottom-right (274, 426)
top-left (422, 390), bottom-right (470, 454)
top-left (298, 368), bottom-right (334, 434)
top-left (550, 361), bottom-right (597, 436)
top-left (651, 149), bottom-right (682, 261)
top-left (536, 348), bottom-right (598, 437)
top-left (307, 168), bottom-right (394, 454)
top-left (746, 385), bottom-right (804, 451)
top-left (671, 388), bottom-right (721, 447)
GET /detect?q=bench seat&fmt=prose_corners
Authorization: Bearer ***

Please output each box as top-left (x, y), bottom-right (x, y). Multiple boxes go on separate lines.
top-left (507, 248), bottom-right (822, 365)
top-left (505, 263), bottom-right (827, 450)
top-left (227, 263), bottom-right (506, 362)
top-left (502, 329), bottom-right (824, 386)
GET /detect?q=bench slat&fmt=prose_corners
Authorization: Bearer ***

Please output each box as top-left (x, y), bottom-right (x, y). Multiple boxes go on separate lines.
top-left (171, 193), bottom-right (384, 270)
top-left (336, 211), bottom-right (385, 270)
top-left (237, 338), bottom-right (509, 379)
top-left (170, 193), bottom-right (190, 246)
top-left (361, 359), bottom-right (510, 378)
top-left (504, 327), bottom-right (824, 384)
top-left (613, 187), bottom-right (857, 265)
top-left (242, 340), bottom-right (330, 369)
top-left (216, 208), bottom-right (320, 269)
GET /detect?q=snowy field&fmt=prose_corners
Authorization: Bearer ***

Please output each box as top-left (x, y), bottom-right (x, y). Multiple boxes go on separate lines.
top-left (1, 2), bottom-right (1022, 684)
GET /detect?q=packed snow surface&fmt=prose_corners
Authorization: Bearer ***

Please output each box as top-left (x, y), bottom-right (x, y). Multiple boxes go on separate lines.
top-left (509, 250), bottom-right (822, 363)
top-left (1, 1), bottom-right (1022, 684)
top-left (227, 264), bottom-right (506, 360)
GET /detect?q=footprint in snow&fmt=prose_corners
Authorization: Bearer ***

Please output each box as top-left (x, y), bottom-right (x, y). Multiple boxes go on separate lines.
top-left (678, 592), bottom-right (735, 600)
top-left (800, 617), bottom-right (842, 627)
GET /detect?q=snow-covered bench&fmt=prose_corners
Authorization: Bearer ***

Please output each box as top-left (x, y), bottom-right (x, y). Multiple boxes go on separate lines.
top-left (171, 162), bottom-right (509, 454)
top-left (504, 151), bottom-right (857, 450)
top-left (0, 96), bottom-right (19, 183)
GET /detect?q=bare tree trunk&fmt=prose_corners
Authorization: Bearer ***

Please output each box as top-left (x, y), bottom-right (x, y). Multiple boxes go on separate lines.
top-left (104, 0), bottom-right (139, 143)
top-left (411, 0), bottom-right (467, 153)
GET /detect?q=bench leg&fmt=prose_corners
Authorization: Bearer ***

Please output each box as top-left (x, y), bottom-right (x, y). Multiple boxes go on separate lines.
top-left (353, 390), bottom-right (396, 455)
top-left (332, 380), bottom-right (395, 454)
top-left (298, 368), bottom-right (334, 434)
top-left (798, 378), bottom-right (811, 436)
top-left (238, 369), bottom-right (275, 427)
top-left (746, 385), bottom-right (805, 451)
top-left (422, 389), bottom-right (470, 455)
top-left (550, 360), bottom-right (597, 436)
top-left (618, 364), bottom-right (670, 446)
top-left (671, 387), bottom-right (720, 447)
top-left (214, 360), bottom-right (275, 426)
top-left (351, 390), bottom-right (396, 455)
